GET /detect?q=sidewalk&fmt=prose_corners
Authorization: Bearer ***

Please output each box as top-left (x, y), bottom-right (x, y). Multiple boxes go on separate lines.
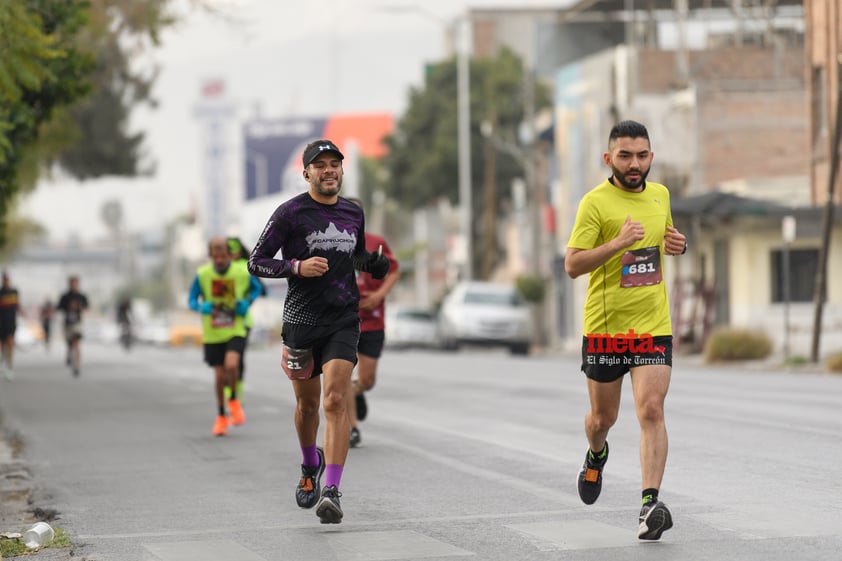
top-left (0, 426), bottom-right (76, 560)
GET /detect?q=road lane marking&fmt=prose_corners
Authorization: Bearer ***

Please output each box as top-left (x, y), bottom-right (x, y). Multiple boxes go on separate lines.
top-left (77, 509), bottom-right (620, 539)
top-left (507, 519), bottom-right (633, 550)
top-left (326, 530), bottom-right (472, 560)
top-left (691, 504), bottom-right (842, 539)
top-left (145, 539), bottom-right (266, 561)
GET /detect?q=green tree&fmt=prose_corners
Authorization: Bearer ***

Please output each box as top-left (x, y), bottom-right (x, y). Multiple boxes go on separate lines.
top-left (382, 47), bottom-right (551, 278)
top-left (0, 0), bottom-right (198, 251)
top-left (56, 0), bottom-right (180, 178)
top-left (0, 0), bottom-right (93, 249)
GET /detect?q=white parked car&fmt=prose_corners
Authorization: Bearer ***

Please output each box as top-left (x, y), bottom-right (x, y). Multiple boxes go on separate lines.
top-left (438, 281), bottom-right (533, 355)
top-left (385, 305), bottom-right (440, 350)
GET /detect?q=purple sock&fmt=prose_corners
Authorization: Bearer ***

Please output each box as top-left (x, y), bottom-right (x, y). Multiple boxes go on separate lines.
top-left (301, 445), bottom-right (319, 467)
top-left (324, 464), bottom-right (343, 488)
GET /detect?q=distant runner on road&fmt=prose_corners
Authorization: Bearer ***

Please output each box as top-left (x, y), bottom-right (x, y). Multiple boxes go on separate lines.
top-left (57, 276), bottom-right (89, 378)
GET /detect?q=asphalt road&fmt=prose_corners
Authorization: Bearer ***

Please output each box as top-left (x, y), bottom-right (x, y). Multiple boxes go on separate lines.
top-left (1, 340), bottom-right (841, 561)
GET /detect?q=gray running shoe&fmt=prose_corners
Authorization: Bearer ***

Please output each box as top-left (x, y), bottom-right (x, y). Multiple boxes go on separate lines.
top-left (316, 485), bottom-right (343, 524)
top-left (576, 442), bottom-right (608, 505)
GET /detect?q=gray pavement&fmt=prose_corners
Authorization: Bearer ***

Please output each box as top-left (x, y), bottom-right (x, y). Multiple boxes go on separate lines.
top-left (1, 341), bottom-right (842, 560)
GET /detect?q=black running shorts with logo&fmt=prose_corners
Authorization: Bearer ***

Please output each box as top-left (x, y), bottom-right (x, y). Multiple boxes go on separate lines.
top-left (282, 318), bottom-right (360, 378)
top-left (581, 335), bottom-right (673, 383)
top-left (204, 336), bottom-right (246, 367)
top-left (357, 330), bottom-right (385, 359)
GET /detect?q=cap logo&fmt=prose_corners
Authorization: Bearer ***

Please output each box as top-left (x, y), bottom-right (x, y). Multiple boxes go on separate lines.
top-left (319, 144), bottom-right (332, 151)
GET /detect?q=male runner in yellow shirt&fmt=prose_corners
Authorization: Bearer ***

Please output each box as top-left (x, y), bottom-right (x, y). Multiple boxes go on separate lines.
top-left (565, 120), bottom-right (686, 541)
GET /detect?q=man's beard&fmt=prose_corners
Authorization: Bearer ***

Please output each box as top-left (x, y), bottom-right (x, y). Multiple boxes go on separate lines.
top-left (314, 176), bottom-right (343, 197)
top-left (611, 165), bottom-right (649, 190)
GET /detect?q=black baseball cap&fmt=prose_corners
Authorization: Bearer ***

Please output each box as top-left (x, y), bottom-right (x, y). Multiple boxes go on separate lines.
top-left (302, 140), bottom-right (344, 168)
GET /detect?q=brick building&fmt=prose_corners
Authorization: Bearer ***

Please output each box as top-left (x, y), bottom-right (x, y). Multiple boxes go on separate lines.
top-left (636, 45), bottom-right (809, 200)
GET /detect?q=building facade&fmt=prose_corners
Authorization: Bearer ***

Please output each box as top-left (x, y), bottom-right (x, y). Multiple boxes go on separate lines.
top-left (806, 0), bottom-right (842, 205)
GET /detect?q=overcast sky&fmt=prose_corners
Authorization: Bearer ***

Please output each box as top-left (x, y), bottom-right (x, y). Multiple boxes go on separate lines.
top-left (20, 0), bottom-right (576, 243)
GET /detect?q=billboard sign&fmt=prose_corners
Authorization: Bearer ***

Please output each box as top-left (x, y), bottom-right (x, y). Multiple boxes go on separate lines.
top-left (243, 118), bottom-right (324, 202)
top-left (243, 113), bottom-right (395, 203)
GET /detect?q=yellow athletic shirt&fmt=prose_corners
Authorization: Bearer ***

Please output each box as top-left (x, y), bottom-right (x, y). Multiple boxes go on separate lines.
top-left (568, 179), bottom-right (674, 337)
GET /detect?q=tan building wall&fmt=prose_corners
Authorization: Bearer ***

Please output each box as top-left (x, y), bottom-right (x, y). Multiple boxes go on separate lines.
top-left (806, 0), bottom-right (842, 205)
top-left (689, 223), bottom-right (842, 358)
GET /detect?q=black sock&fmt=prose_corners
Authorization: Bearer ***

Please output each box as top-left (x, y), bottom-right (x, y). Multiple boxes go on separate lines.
top-left (589, 445), bottom-right (607, 462)
top-left (642, 488), bottom-right (659, 505)
top-left (218, 405), bottom-right (225, 417)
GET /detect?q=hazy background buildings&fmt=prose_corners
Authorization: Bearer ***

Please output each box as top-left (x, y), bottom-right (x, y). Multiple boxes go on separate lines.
top-left (7, 0), bottom-right (842, 359)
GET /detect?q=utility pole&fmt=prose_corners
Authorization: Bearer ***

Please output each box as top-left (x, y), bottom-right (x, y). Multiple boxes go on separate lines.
top-left (810, 55), bottom-right (842, 363)
top-left (481, 109), bottom-right (498, 280)
top-left (457, 15), bottom-right (473, 281)
top-left (523, 53), bottom-right (547, 347)
top-left (524, 68), bottom-right (539, 275)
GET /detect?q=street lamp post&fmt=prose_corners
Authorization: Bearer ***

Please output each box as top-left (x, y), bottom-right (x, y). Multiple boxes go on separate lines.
top-left (782, 215), bottom-right (796, 361)
top-left (377, 5), bottom-right (472, 280)
top-left (456, 16), bottom-right (473, 280)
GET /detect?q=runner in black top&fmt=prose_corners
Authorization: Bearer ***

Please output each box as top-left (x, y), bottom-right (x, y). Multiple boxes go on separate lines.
top-left (116, 297), bottom-right (133, 351)
top-left (248, 139), bottom-right (389, 524)
top-left (56, 276), bottom-right (89, 377)
top-left (0, 271), bottom-right (20, 379)
top-left (39, 299), bottom-right (54, 351)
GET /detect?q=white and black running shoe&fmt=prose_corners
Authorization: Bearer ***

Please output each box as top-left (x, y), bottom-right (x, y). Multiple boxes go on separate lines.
top-left (638, 501), bottom-right (673, 540)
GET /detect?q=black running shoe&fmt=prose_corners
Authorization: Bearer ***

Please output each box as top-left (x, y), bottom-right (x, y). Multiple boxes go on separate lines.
top-left (349, 427), bottom-right (361, 448)
top-left (638, 501), bottom-right (673, 540)
top-left (295, 447), bottom-right (324, 509)
top-left (355, 392), bottom-right (368, 421)
top-left (577, 442), bottom-right (608, 505)
top-left (316, 485), bottom-right (343, 524)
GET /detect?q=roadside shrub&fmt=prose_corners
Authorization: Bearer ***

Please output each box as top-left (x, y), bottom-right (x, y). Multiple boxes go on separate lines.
top-left (515, 274), bottom-right (546, 304)
top-left (703, 327), bottom-right (773, 362)
top-left (827, 352), bottom-right (842, 373)
top-left (783, 355), bottom-right (809, 366)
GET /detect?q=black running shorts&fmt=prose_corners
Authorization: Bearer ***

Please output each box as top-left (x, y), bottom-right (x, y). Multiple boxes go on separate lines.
top-left (357, 330), bottom-right (385, 359)
top-left (204, 336), bottom-right (246, 367)
top-left (282, 319), bottom-right (360, 378)
top-left (581, 335), bottom-right (673, 383)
